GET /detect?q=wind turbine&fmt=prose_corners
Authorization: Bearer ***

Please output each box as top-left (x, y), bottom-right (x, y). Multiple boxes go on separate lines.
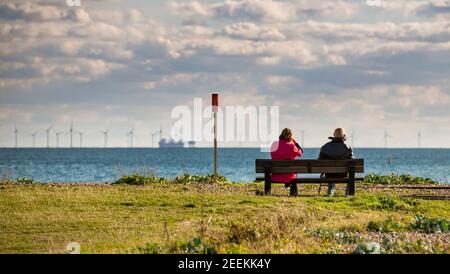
top-left (383, 129), bottom-right (393, 149)
top-left (14, 125), bottom-right (18, 148)
top-left (152, 125), bottom-right (163, 147)
top-left (128, 128), bottom-right (134, 148)
top-left (101, 129), bottom-right (110, 148)
top-left (151, 130), bottom-right (161, 148)
top-left (45, 126), bottom-right (52, 148)
top-left (68, 121), bottom-right (74, 148)
top-left (383, 129), bottom-right (394, 165)
top-left (418, 131), bottom-right (421, 149)
top-left (30, 131), bottom-right (38, 148)
top-left (55, 131), bottom-right (64, 148)
top-left (77, 130), bottom-right (85, 148)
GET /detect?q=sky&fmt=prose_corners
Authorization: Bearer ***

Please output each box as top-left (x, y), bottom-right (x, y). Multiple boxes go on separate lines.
top-left (1, 0), bottom-right (450, 148)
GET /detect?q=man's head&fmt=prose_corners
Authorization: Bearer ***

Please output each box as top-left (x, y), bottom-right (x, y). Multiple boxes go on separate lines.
top-left (332, 128), bottom-right (346, 140)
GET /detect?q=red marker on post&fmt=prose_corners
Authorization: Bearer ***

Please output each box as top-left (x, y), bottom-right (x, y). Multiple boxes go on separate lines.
top-left (212, 93), bottom-right (219, 180)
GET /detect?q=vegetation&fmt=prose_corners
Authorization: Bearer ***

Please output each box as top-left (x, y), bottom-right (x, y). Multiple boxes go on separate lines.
top-left (113, 173), bottom-right (228, 186)
top-left (367, 217), bottom-right (403, 233)
top-left (113, 173), bottom-right (167, 185)
top-left (15, 178), bottom-right (38, 184)
top-left (364, 173), bottom-right (439, 185)
top-left (0, 173), bottom-right (448, 254)
top-left (173, 173), bottom-right (228, 184)
top-left (410, 215), bottom-right (449, 234)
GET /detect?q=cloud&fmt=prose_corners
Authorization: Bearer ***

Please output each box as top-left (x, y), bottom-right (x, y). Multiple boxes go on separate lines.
top-left (222, 22), bottom-right (285, 40)
top-left (170, 0), bottom-right (358, 22)
top-left (0, 2), bottom-right (91, 22)
top-left (416, 0), bottom-right (450, 17)
top-left (1, 0), bottom-right (450, 147)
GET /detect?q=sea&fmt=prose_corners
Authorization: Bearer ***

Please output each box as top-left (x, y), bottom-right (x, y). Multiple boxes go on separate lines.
top-left (0, 148), bottom-right (449, 183)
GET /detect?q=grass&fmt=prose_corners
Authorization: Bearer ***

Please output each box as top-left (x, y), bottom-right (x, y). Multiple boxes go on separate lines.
top-left (0, 174), bottom-right (448, 254)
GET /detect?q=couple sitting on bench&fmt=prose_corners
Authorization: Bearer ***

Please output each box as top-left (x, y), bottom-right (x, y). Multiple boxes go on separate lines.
top-left (270, 127), bottom-right (354, 196)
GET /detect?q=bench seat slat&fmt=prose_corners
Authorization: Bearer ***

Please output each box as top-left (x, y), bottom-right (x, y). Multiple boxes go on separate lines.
top-left (255, 177), bottom-right (364, 182)
top-left (255, 159), bottom-right (364, 173)
top-left (267, 167), bottom-right (309, 173)
top-left (310, 167), bottom-right (350, 173)
top-left (255, 159), bottom-right (363, 167)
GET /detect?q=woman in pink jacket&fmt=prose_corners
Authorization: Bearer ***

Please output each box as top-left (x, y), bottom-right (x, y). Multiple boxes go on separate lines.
top-left (270, 128), bottom-right (303, 188)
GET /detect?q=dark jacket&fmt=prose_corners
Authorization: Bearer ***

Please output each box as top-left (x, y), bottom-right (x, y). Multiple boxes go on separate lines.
top-left (318, 138), bottom-right (354, 160)
top-left (318, 138), bottom-right (354, 178)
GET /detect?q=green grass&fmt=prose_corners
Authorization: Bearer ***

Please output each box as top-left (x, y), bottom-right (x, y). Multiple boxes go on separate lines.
top-left (0, 176), bottom-right (448, 254)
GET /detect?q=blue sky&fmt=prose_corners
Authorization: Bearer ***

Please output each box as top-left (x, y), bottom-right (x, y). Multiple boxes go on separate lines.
top-left (1, 0), bottom-right (450, 148)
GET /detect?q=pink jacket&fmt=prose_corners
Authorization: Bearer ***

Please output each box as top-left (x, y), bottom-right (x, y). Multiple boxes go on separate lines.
top-left (270, 139), bottom-right (303, 183)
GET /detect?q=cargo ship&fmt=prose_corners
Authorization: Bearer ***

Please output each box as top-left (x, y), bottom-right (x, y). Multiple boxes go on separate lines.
top-left (158, 138), bottom-right (184, 148)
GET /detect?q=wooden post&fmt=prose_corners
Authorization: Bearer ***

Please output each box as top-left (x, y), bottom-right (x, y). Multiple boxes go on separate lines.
top-left (212, 94), bottom-right (219, 180)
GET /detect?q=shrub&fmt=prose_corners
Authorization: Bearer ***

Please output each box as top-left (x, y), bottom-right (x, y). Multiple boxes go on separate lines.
top-left (367, 217), bottom-right (403, 232)
top-left (16, 178), bottom-right (37, 184)
top-left (173, 173), bottom-right (227, 184)
top-left (364, 174), bottom-right (439, 185)
top-left (113, 174), bottom-right (167, 185)
top-left (410, 215), bottom-right (449, 234)
top-left (375, 196), bottom-right (412, 211)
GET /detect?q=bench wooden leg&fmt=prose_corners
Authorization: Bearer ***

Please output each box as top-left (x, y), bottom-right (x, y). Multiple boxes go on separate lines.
top-left (347, 160), bottom-right (356, 196)
top-left (347, 181), bottom-right (355, 196)
top-left (264, 166), bottom-right (271, 195)
top-left (290, 183), bottom-right (298, 197)
top-left (264, 180), bottom-right (271, 195)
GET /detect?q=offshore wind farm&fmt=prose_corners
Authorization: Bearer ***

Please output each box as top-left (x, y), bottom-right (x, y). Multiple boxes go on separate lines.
top-left (1, 122), bottom-right (449, 184)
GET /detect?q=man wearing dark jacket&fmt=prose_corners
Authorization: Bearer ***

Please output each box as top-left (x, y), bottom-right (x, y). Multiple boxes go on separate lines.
top-left (318, 128), bottom-right (354, 196)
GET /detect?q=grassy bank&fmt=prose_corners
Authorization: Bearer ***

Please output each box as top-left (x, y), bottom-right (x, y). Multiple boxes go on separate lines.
top-left (0, 174), bottom-right (449, 254)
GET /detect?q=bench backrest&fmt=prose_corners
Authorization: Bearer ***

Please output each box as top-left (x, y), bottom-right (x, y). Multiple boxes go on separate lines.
top-left (255, 159), bottom-right (364, 174)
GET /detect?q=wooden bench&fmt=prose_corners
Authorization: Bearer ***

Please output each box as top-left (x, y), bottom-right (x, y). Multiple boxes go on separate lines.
top-left (255, 159), bottom-right (364, 196)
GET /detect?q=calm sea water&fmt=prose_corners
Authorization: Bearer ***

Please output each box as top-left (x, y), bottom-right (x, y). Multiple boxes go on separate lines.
top-left (0, 148), bottom-right (449, 183)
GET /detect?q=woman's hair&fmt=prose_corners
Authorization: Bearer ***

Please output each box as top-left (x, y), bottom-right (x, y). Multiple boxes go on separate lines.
top-left (279, 128), bottom-right (293, 141)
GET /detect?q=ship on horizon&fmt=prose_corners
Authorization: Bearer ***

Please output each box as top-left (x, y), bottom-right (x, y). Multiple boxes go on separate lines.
top-left (158, 138), bottom-right (195, 148)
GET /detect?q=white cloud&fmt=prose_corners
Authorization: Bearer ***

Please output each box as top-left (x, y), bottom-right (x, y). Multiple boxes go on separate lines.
top-left (1, 0), bottom-right (450, 147)
top-left (170, 0), bottom-right (358, 22)
top-left (222, 22), bottom-right (285, 40)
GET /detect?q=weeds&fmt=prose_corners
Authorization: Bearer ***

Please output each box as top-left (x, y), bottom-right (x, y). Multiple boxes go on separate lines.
top-left (364, 173), bottom-right (439, 185)
top-left (375, 196), bottom-right (413, 211)
top-left (367, 217), bottom-right (403, 232)
top-left (173, 173), bottom-right (227, 184)
top-left (313, 228), bottom-right (362, 245)
top-left (113, 173), bottom-right (167, 185)
top-left (381, 237), bottom-right (447, 254)
top-left (15, 178), bottom-right (37, 184)
top-left (410, 214), bottom-right (449, 234)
